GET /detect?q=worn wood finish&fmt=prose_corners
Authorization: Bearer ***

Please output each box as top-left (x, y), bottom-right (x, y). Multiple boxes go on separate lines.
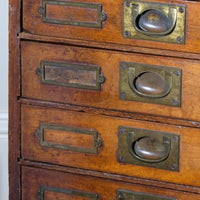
top-left (22, 166), bottom-right (200, 200)
top-left (20, 160), bottom-right (200, 194)
top-left (19, 98), bottom-right (200, 128)
top-left (23, 0), bottom-right (200, 54)
top-left (21, 104), bottom-right (200, 187)
top-left (9, 0), bottom-right (21, 200)
top-left (22, 41), bottom-right (200, 122)
top-left (19, 32), bottom-right (200, 60)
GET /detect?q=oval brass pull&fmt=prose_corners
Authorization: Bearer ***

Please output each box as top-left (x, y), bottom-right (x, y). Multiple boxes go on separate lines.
top-left (128, 68), bottom-right (172, 99)
top-left (127, 132), bottom-right (171, 163)
top-left (132, 8), bottom-right (177, 36)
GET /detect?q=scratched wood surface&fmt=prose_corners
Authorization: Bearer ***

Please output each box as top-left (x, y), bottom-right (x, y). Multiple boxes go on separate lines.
top-left (23, 0), bottom-right (200, 54)
top-left (21, 104), bottom-right (200, 187)
top-left (21, 41), bottom-right (200, 122)
top-left (22, 166), bottom-right (200, 200)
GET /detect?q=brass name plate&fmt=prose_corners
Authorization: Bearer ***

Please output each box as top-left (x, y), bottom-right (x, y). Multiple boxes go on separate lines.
top-left (38, 0), bottom-right (107, 28)
top-left (123, 0), bottom-right (186, 44)
top-left (118, 126), bottom-right (180, 171)
top-left (36, 123), bottom-right (102, 154)
top-left (119, 62), bottom-right (182, 107)
top-left (117, 190), bottom-right (177, 200)
top-left (37, 185), bottom-right (99, 200)
top-left (36, 61), bottom-right (105, 91)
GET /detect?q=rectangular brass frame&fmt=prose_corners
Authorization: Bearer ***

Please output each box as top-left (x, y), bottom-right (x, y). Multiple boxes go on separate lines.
top-left (118, 126), bottom-right (180, 171)
top-left (119, 61), bottom-right (182, 107)
top-left (117, 189), bottom-right (177, 200)
top-left (36, 60), bottom-right (105, 91)
top-left (37, 185), bottom-right (99, 200)
top-left (123, 0), bottom-right (186, 44)
top-left (39, 0), bottom-right (105, 28)
top-left (36, 123), bottom-right (101, 154)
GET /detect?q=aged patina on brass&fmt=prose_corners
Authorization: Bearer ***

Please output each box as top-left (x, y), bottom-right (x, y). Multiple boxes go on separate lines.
top-left (118, 126), bottom-right (180, 171)
top-left (38, 0), bottom-right (107, 28)
top-left (119, 62), bottom-right (182, 107)
top-left (117, 190), bottom-right (177, 200)
top-left (37, 185), bottom-right (99, 200)
top-left (36, 61), bottom-right (105, 91)
top-left (36, 123), bottom-right (102, 154)
top-left (123, 0), bottom-right (186, 44)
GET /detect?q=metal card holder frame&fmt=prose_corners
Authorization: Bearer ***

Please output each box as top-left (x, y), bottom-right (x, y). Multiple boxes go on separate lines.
top-left (38, 0), bottom-right (107, 28)
top-left (36, 123), bottom-right (102, 154)
top-left (37, 185), bottom-right (99, 199)
top-left (36, 60), bottom-right (105, 91)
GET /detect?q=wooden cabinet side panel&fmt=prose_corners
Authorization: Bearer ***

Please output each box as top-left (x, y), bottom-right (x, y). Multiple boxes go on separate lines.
top-left (9, 0), bottom-right (21, 200)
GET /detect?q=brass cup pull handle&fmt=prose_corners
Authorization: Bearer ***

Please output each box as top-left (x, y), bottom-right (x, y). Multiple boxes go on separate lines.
top-left (128, 67), bottom-right (172, 99)
top-left (132, 7), bottom-right (177, 36)
top-left (127, 132), bottom-right (171, 163)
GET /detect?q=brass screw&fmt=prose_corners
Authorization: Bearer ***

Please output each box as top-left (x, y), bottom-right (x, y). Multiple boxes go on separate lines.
top-left (171, 164), bottom-right (176, 170)
top-left (173, 99), bottom-right (178, 106)
top-left (38, 7), bottom-right (44, 14)
top-left (126, 2), bottom-right (130, 7)
top-left (124, 30), bottom-right (130, 36)
top-left (179, 7), bottom-right (184, 13)
top-left (120, 128), bottom-right (125, 134)
top-left (177, 36), bottom-right (183, 43)
top-left (121, 92), bottom-right (126, 99)
top-left (174, 71), bottom-right (180, 76)
top-left (119, 156), bottom-right (124, 161)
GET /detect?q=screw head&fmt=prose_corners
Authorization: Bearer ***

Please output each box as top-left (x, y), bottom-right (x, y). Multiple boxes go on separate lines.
top-left (38, 7), bottom-right (44, 14)
top-left (177, 36), bottom-right (183, 43)
top-left (121, 64), bottom-right (126, 69)
top-left (124, 30), bottom-right (130, 36)
top-left (171, 164), bottom-right (177, 170)
top-left (121, 92), bottom-right (126, 99)
top-left (173, 136), bottom-right (178, 142)
top-left (179, 7), bottom-right (184, 13)
top-left (173, 99), bottom-right (178, 106)
top-left (99, 75), bottom-right (105, 83)
top-left (120, 128), bottom-right (125, 134)
top-left (174, 71), bottom-right (180, 76)
top-left (119, 156), bottom-right (124, 161)
top-left (126, 2), bottom-right (130, 7)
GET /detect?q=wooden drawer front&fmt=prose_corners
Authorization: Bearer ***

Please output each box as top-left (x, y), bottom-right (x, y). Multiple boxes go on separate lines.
top-left (22, 166), bottom-right (200, 200)
top-left (21, 104), bottom-right (200, 187)
top-left (22, 41), bottom-right (200, 122)
top-left (23, 0), bottom-right (200, 54)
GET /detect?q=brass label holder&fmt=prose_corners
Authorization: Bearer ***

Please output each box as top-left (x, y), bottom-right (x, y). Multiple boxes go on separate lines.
top-left (117, 190), bottom-right (177, 200)
top-left (38, 0), bottom-right (107, 28)
top-left (123, 0), bottom-right (186, 44)
top-left (119, 62), bottom-right (182, 107)
top-left (36, 123), bottom-right (102, 154)
top-left (36, 60), bottom-right (105, 91)
top-left (37, 185), bottom-right (99, 199)
top-left (118, 126), bottom-right (180, 171)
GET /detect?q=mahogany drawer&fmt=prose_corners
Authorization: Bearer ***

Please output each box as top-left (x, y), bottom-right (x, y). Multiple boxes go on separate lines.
top-left (23, 0), bottom-right (200, 54)
top-left (22, 41), bottom-right (200, 122)
top-left (21, 104), bottom-right (200, 187)
top-left (22, 166), bottom-right (200, 200)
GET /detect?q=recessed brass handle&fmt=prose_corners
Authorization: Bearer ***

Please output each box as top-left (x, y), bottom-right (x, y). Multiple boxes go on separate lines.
top-left (128, 67), bottom-right (172, 99)
top-left (132, 7), bottom-right (177, 36)
top-left (127, 132), bottom-right (171, 163)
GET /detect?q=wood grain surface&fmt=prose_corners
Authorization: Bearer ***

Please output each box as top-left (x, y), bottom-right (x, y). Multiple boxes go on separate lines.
top-left (23, 0), bottom-right (200, 54)
top-left (9, 0), bottom-right (21, 200)
top-left (22, 166), bottom-right (200, 200)
top-left (21, 104), bottom-right (200, 187)
top-left (21, 41), bottom-right (200, 122)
